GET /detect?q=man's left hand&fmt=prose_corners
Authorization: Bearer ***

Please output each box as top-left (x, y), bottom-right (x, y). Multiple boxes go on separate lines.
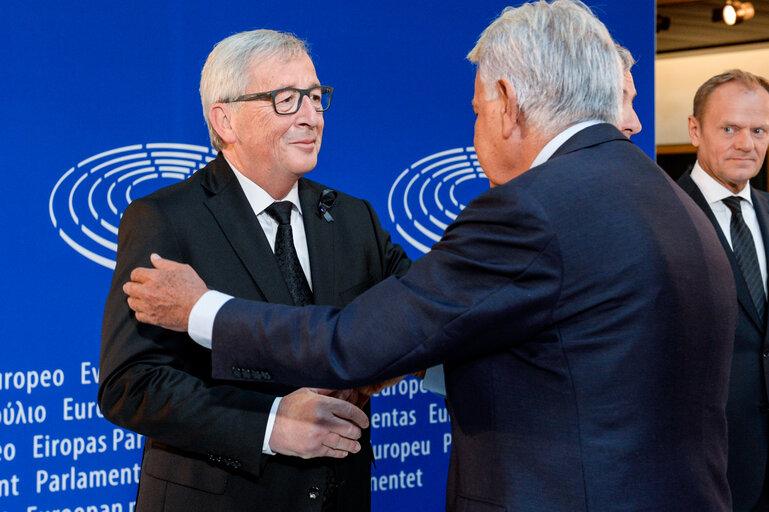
top-left (123, 253), bottom-right (208, 331)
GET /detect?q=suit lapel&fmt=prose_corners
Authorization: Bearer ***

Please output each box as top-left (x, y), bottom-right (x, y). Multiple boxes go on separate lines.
top-left (299, 179), bottom-right (336, 306)
top-left (201, 155), bottom-right (293, 304)
top-left (679, 172), bottom-right (764, 329)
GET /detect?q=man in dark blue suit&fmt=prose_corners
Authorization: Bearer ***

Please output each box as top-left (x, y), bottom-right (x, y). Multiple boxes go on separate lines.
top-left (677, 69), bottom-right (769, 512)
top-left (124, 1), bottom-right (738, 510)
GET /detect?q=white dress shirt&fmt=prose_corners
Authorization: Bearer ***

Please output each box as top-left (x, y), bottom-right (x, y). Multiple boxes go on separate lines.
top-left (188, 158), bottom-right (313, 455)
top-left (690, 162), bottom-right (767, 294)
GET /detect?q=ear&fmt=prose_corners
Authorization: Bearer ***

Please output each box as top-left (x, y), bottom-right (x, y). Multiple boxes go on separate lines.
top-left (497, 78), bottom-right (519, 139)
top-left (687, 115), bottom-right (701, 148)
top-left (209, 103), bottom-right (237, 146)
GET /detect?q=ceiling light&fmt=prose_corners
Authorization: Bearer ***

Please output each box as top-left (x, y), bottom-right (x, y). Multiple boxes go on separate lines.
top-left (721, 0), bottom-right (755, 25)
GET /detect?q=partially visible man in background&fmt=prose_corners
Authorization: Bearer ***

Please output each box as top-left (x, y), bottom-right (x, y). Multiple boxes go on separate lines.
top-left (677, 69), bottom-right (769, 512)
top-left (99, 29), bottom-right (410, 512)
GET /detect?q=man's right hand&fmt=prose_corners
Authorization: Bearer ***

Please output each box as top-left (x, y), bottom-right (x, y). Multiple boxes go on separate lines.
top-left (269, 387), bottom-right (369, 459)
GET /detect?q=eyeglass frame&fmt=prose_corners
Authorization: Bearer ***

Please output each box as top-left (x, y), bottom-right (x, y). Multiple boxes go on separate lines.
top-left (224, 85), bottom-right (333, 115)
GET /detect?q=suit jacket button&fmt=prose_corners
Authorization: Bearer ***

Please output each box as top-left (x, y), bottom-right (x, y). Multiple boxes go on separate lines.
top-left (763, 351), bottom-right (769, 358)
top-left (308, 486), bottom-right (320, 500)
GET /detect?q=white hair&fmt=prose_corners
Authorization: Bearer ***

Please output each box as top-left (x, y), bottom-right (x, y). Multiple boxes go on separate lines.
top-left (616, 44), bottom-right (635, 74)
top-left (467, 0), bottom-right (622, 136)
top-left (199, 29), bottom-right (308, 150)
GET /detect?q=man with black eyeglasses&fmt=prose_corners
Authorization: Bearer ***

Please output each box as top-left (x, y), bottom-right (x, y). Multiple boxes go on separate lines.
top-left (99, 29), bottom-right (410, 512)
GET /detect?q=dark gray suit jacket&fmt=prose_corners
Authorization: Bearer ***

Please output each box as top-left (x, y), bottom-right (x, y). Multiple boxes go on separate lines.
top-left (99, 154), bottom-right (410, 511)
top-left (678, 171), bottom-right (769, 512)
top-left (208, 125), bottom-right (737, 511)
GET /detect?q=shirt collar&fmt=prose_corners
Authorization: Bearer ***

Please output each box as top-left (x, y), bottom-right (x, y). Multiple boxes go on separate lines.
top-left (224, 156), bottom-right (303, 216)
top-left (690, 161), bottom-right (752, 207)
top-left (530, 120), bottom-right (602, 169)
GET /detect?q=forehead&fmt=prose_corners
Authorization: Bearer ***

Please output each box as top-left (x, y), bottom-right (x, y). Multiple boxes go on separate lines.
top-left (622, 71), bottom-right (636, 95)
top-left (701, 81), bottom-right (769, 122)
top-left (246, 52), bottom-right (319, 91)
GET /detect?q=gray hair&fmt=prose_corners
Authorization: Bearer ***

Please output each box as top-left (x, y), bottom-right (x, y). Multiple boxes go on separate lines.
top-left (616, 44), bottom-right (635, 74)
top-left (467, 0), bottom-right (622, 136)
top-left (200, 29), bottom-right (309, 150)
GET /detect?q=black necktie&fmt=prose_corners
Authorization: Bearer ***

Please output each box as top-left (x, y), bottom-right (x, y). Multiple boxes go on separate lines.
top-left (723, 196), bottom-right (766, 321)
top-left (264, 201), bottom-right (313, 306)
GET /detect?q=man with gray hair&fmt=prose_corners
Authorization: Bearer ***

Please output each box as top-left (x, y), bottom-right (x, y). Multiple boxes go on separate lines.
top-left (99, 29), bottom-right (409, 511)
top-left (124, 1), bottom-right (736, 510)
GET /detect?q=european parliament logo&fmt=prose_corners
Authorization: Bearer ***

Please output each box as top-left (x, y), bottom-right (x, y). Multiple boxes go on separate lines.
top-left (388, 147), bottom-right (488, 254)
top-left (49, 143), bottom-right (216, 269)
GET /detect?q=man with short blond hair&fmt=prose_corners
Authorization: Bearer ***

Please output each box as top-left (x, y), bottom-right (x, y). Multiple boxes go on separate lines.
top-left (678, 69), bottom-right (769, 512)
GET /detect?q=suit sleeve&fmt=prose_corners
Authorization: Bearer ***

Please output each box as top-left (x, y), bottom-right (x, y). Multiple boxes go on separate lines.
top-left (211, 185), bottom-right (562, 389)
top-left (99, 197), bottom-right (274, 476)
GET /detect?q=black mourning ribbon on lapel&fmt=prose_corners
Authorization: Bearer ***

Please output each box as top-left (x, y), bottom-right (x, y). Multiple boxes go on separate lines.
top-left (264, 201), bottom-right (313, 306)
top-left (317, 189), bottom-right (337, 223)
top-left (723, 195), bottom-right (766, 321)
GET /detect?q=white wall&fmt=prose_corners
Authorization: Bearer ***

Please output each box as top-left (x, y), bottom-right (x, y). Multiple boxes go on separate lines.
top-left (655, 43), bottom-right (769, 145)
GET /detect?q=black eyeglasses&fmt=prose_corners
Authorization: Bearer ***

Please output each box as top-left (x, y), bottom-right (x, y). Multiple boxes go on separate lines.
top-left (225, 86), bottom-right (333, 115)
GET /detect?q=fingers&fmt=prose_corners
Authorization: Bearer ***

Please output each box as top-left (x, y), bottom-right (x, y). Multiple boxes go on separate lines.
top-left (150, 253), bottom-right (186, 270)
top-left (324, 395), bottom-right (369, 429)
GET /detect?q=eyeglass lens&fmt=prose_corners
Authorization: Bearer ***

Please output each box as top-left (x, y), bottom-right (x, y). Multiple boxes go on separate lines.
top-left (274, 88), bottom-right (331, 114)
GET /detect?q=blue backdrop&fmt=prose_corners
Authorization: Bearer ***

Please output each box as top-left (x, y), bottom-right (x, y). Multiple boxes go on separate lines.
top-left (1, 1), bottom-right (654, 511)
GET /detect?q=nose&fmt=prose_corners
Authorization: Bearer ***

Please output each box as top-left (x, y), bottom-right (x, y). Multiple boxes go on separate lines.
top-left (734, 129), bottom-right (755, 152)
top-left (295, 95), bottom-right (322, 127)
top-left (622, 109), bottom-right (642, 137)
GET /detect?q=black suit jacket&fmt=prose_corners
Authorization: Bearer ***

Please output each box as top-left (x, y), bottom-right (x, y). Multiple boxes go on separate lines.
top-left (208, 124), bottom-right (737, 511)
top-left (678, 171), bottom-right (769, 512)
top-left (98, 154), bottom-right (410, 511)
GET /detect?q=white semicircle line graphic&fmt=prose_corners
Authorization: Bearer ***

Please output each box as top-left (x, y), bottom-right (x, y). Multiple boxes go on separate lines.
top-left (154, 159), bottom-right (198, 167)
top-left (396, 224), bottom-right (431, 254)
top-left (429, 214), bottom-right (448, 231)
top-left (77, 144), bottom-right (142, 168)
top-left (133, 173), bottom-right (159, 186)
top-left (413, 219), bottom-right (441, 242)
top-left (68, 172), bottom-right (90, 225)
top-left (52, 143), bottom-right (217, 268)
top-left (50, 167), bottom-right (75, 228)
top-left (410, 148), bottom-right (464, 169)
top-left (117, 167), bottom-right (155, 183)
top-left (146, 142), bottom-right (210, 152)
top-left (443, 168), bottom-right (474, 183)
top-left (388, 168), bottom-right (410, 223)
top-left (419, 177), bottom-right (431, 216)
top-left (418, 155), bottom-right (468, 176)
top-left (107, 181), bottom-right (118, 215)
top-left (403, 173), bottom-right (421, 220)
top-left (150, 152), bottom-right (202, 160)
top-left (88, 177), bottom-right (103, 220)
top-left (101, 219), bottom-right (118, 235)
top-left (90, 153), bottom-right (148, 174)
top-left (434, 181), bottom-right (444, 213)
top-left (59, 229), bottom-right (116, 270)
top-left (432, 162), bottom-right (473, 179)
top-left (162, 172), bottom-right (187, 180)
top-left (104, 160), bottom-right (151, 178)
top-left (81, 224), bottom-right (117, 251)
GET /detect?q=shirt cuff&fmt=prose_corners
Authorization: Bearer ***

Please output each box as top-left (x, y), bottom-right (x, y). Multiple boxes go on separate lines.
top-left (187, 290), bottom-right (233, 349)
top-left (263, 397), bottom-right (282, 455)
top-left (422, 365), bottom-right (447, 397)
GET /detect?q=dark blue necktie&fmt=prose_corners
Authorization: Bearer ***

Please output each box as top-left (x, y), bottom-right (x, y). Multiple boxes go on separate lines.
top-left (264, 201), bottom-right (313, 306)
top-left (723, 196), bottom-right (766, 321)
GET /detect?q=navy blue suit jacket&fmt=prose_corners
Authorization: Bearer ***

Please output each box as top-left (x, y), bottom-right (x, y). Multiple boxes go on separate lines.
top-left (678, 171), bottom-right (769, 512)
top-left (211, 125), bottom-right (737, 511)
